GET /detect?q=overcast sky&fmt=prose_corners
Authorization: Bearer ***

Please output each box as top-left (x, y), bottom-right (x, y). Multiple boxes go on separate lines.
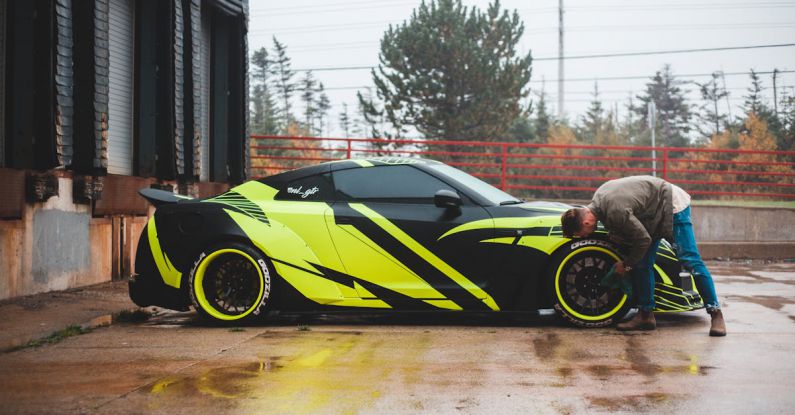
top-left (248, 0), bottom-right (795, 137)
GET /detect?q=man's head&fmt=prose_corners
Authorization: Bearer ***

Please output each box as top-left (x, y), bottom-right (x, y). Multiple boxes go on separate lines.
top-left (560, 207), bottom-right (598, 238)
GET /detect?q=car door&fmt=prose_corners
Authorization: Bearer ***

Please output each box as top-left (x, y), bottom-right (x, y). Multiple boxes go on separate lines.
top-left (326, 164), bottom-right (499, 311)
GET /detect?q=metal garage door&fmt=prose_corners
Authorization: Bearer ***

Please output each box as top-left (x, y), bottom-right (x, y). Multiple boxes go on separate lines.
top-left (107, 0), bottom-right (134, 175)
top-left (0, 0), bottom-right (6, 167)
top-left (199, 9), bottom-right (211, 182)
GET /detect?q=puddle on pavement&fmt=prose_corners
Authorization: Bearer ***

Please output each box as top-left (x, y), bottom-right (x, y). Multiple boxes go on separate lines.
top-left (144, 331), bottom-right (415, 414)
top-left (587, 392), bottom-right (670, 412)
top-left (728, 295), bottom-right (795, 311)
top-left (532, 332), bottom-right (561, 358)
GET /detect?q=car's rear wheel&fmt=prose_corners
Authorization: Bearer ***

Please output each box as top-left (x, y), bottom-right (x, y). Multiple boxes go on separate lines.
top-left (188, 242), bottom-right (272, 323)
top-left (549, 239), bottom-right (630, 328)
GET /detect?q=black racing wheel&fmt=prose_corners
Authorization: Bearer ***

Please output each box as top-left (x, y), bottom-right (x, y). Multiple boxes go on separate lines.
top-left (188, 242), bottom-right (273, 323)
top-left (548, 239), bottom-right (631, 328)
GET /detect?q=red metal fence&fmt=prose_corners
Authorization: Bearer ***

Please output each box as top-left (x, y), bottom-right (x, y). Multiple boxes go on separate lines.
top-left (250, 135), bottom-right (795, 200)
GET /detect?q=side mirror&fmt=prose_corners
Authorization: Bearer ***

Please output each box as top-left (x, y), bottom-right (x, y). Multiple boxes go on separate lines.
top-left (434, 189), bottom-right (461, 209)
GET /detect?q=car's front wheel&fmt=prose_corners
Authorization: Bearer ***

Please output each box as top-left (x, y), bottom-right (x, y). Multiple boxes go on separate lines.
top-left (188, 242), bottom-right (272, 323)
top-left (548, 239), bottom-right (630, 328)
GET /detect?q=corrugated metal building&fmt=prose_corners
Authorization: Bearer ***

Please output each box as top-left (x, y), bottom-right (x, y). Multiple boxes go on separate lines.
top-left (0, 0), bottom-right (250, 300)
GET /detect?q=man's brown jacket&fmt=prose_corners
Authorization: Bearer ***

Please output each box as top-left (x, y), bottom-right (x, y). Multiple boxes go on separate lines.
top-left (586, 176), bottom-right (673, 266)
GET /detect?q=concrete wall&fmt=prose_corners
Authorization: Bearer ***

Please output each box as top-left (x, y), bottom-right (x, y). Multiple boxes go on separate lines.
top-left (691, 205), bottom-right (795, 242)
top-left (691, 205), bottom-right (795, 260)
top-left (0, 177), bottom-right (147, 301)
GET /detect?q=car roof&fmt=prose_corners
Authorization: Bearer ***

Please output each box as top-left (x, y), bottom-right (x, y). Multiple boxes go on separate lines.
top-left (259, 157), bottom-right (441, 183)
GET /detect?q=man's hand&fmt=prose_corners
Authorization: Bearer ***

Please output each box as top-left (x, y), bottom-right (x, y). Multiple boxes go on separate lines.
top-left (614, 261), bottom-right (629, 276)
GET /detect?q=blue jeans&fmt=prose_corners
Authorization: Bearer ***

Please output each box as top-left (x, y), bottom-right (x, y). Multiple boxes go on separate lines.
top-left (632, 206), bottom-right (720, 312)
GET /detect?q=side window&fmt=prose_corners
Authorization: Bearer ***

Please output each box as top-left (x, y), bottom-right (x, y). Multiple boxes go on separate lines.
top-left (275, 173), bottom-right (334, 201)
top-left (333, 165), bottom-right (457, 203)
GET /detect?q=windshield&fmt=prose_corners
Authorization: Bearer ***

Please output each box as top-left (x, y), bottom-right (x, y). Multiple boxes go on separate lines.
top-left (428, 164), bottom-right (521, 206)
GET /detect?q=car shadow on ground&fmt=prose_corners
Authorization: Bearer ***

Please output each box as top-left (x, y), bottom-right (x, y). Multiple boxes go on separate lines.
top-left (138, 308), bottom-right (708, 330)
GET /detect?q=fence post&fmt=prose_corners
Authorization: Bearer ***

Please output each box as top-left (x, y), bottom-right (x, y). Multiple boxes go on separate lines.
top-left (501, 144), bottom-right (508, 190)
top-left (662, 149), bottom-right (668, 180)
top-left (346, 139), bottom-right (352, 159)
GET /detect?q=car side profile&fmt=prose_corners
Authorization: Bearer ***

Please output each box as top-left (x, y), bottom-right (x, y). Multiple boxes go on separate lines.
top-left (130, 157), bottom-right (703, 327)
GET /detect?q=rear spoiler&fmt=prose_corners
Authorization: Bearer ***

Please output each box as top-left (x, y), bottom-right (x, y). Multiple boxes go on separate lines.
top-left (138, 188), bottom-right (193, 207)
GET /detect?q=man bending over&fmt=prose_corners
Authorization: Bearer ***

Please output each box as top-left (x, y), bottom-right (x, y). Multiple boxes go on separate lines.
top-left (560, 176), bottom-right (726, 336)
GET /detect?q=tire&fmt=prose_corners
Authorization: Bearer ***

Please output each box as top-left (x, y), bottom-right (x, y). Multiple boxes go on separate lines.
top-left (188, 242), bottom-right (273, 323)
top-left (548, 239), bottom-right (631, 328)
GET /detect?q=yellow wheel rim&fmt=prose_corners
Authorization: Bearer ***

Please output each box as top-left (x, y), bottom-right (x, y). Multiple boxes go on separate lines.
top-left (555, 247), bottom-right (627, 321)
top-left (193, 249), bottom-right (266, 321)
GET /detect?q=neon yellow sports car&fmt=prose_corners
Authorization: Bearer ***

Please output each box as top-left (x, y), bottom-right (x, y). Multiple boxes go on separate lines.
top-left (130, 158), bottom-right (703, 327)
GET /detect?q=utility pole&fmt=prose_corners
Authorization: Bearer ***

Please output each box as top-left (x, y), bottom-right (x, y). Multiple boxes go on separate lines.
top-left (773, 68), bottom-right (779, 116)
top-left (557, 0), bottom-right (564, 117)
top-left (720, 71), bottom-right (731, 122)
top-left (648, 101), bottom-right (657, 177)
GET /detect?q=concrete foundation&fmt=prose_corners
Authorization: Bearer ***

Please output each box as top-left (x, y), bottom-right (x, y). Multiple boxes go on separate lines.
top-left (0, 177), bottom-right (149, 301)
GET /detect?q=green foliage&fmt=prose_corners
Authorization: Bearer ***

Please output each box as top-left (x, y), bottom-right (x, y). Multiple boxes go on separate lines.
top-left (250, 47), bottom-right (279, 135)
top-left (16, 325), bottom-right (91, 350)
top-left (533, 91), bottom-right (552, 142)
top-left (696, 72), bottom-right (730, 141)
top-left (631, 65), bottom-right (693, 148)
top-left (270, 37), bottom-right (296, 129)
top-left (359, 0), bottom-right (532, 142)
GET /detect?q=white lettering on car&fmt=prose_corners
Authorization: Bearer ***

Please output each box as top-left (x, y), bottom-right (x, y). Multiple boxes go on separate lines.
top-left (570, 239), bottom-right (613, 250)
top-left (287, 186), bottom-right (320, 199)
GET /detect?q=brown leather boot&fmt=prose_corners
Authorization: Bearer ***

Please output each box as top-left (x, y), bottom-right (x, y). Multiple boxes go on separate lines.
top-left (617, 310), bottom-right (656, 331)
top-left (708, 309), bottom-right (726, 337)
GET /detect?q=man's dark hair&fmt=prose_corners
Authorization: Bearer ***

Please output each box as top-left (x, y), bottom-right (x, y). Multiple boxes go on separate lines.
top-left (560, 208), bottom-right (584, 238)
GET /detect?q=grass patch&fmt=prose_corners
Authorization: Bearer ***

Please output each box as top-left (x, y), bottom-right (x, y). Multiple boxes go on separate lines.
top-left (115, 309), bottom-right (154, 323)
top-left (297, 324), bottom-right (311, 332)
top-left (691, 200), bottom-right (795, 209)
top-left (16, 325), bottom-right (91, 350)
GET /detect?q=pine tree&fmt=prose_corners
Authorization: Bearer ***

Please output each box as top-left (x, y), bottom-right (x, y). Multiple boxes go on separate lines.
top-left (579, 82), bottom-right (605, 144)
top-left (300, 71), bottom-right (317, 134)
top-left (316, 83), bottom-right (331, 136)
top-left (339, 103), bottom-right (352, 138)
top-left (741, 70), bottom-right (785, 148)
top-left (249, 47), bottom-right (278, 135)
top-left (780, 93), bottom-right (795, 151)
top-left (359, 0), bottom-right (532, 143)
top-left (696, 72), bottom-right (729, 140)
top-left (270, 37), bottom-right (296, 131)
top-left (632, 65), bottom-right (693, 148)
top-left (743, 70), bottom-right (765, 116)
top-left (534, 90), bottom-right (551, 142)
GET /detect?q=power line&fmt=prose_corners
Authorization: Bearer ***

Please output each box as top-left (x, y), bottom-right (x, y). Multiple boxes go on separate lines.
top-left (315, 71), bottom-right (795, 93)
top-left (249, 1), bottom-right (795, 18)
top-left (534, 43), bottom-right (795, 61)
top-left (249, 20), bottom-right (795, 36)
top-left (290, 44), bottom-right (795, 72)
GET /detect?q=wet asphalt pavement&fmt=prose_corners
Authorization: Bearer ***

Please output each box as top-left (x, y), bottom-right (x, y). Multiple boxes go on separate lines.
top-left (1, 261), bottom-right (794, 414)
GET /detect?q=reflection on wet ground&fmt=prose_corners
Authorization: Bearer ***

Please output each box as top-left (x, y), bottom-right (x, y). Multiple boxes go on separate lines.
top-left (1, 261), bottom-right (794, 414)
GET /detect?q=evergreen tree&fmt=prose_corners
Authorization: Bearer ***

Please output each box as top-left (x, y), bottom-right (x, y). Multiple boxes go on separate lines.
top-left (631, 65), bottom-right (693, 148)
top-left (780, 93), bottom-right (795, 151)
top-left (300, 71), bottom-right (317, 134)
top-left (696, 72), bottom-right (729, 140)
top-left (743, 70), bottom-right (765, 116)
top-left (249, 47), bottom-right (279, 135)
top-left (578, 83), bottom-right (605, 144)
top-left (534, 90), bottom-right (551, 142)
top-left (316, 83), bottom-right (331, 136)
top-left (740, 70), bottom-right (785, 147)
top-left (339, 103), bottom-right (352, 138)
top-left (270, 37), bottom-right (296, 131)
top-left (359, 0), bottom-right (532, 142)
top-left (508, 117), bottom-right (535, 143)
